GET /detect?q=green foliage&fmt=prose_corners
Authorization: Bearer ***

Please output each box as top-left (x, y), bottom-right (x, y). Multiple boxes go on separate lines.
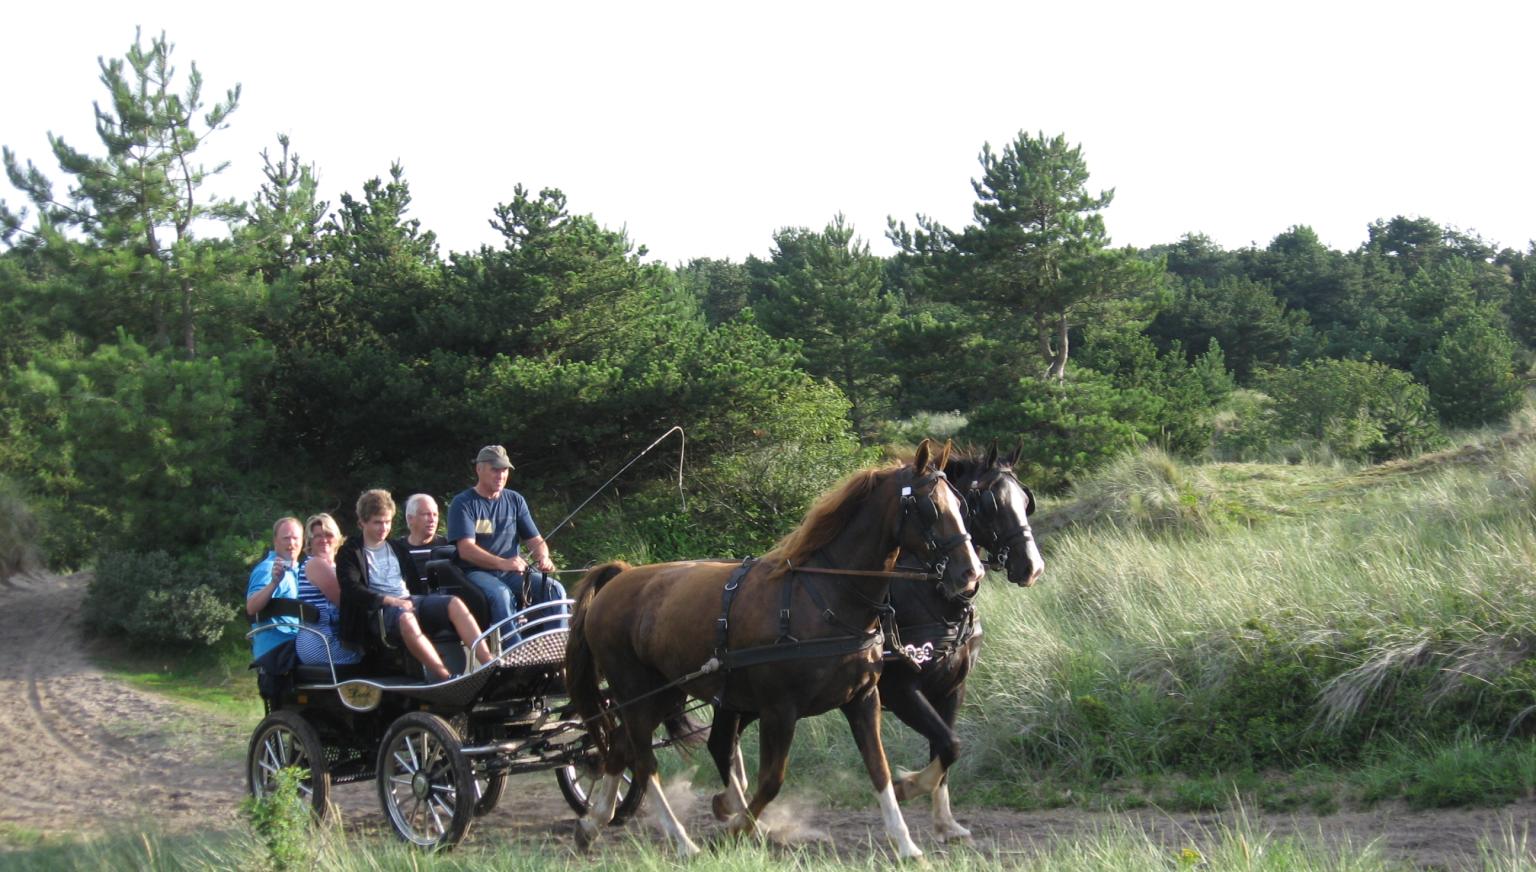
top-left (891, 130), bottom-right (1164, 382)
top-left (748, 215), bottom-right (897, 440)
top-left (1259, 358), bottom-right (1442, 462)
top-left (1077, 323), bottom-right (1216, 456)
top-left (2, 29), bottom-right (244, 356)
top-left (84, 549), bottom-right (236, 647)
top-left (241, 766), bottom-right (312, 871)
top-left (0, 332), bottom-right (270, 568)
top-left (1147, 276), bottom-right (1310, 381)
top-left (1422, 316), bottom-right (1523, 426)
top-left (961, 370), bottom-right (1149, 491)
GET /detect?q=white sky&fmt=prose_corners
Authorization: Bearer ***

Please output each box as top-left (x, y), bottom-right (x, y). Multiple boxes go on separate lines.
top-left (4, 1), bottom-right (1533, 264)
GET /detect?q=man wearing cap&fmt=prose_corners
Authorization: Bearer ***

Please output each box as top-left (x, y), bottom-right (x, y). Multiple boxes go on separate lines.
top-left (447, 445), bottom-right (565, 641)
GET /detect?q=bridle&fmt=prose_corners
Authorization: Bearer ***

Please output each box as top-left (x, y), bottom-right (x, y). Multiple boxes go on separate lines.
top-left (964, 468), bottom-right (1037, 578)
top-left (900, 470), bottom-right (975, 598)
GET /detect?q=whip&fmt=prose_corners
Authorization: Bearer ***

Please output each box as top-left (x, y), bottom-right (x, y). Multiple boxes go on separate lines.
top-left (542, 425), bottom-right (686, 543)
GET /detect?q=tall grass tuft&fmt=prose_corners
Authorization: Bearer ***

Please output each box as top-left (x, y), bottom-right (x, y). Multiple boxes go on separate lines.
top-left (0, 476), bottom-right (39, 579)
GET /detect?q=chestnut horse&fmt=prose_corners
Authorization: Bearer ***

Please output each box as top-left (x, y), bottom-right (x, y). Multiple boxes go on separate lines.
top-left (705, 443), bottom-right (1044, 843)
top-left (564, 440), bottom-right (984, 858)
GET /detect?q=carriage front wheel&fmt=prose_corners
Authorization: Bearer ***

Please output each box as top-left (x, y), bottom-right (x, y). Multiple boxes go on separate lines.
top-left (556, 761), bottom-right (644, 824)
top-left (377, 712), bottom-right (475, 849)
top-left (247, 710), bottom-right (331, 817)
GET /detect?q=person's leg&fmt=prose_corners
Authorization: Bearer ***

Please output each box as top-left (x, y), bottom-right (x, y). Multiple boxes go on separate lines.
top-left (445, 596), bottom-right (495, 666)
top-left (397, 612), bottom-right (452, 681)
top-left (464, 569), bottom-right (516, 640)
top-left (525, 570), bottom-right (569, 629)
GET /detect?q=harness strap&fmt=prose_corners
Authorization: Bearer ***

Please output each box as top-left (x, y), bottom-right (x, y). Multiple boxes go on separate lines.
top-left (714, 557), bottom-right (756, 658)
top-left (720, 629), bottom-right (883, 670)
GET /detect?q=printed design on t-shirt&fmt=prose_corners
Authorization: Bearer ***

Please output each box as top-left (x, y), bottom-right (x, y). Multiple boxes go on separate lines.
top-left (475, 519), bottom-right (494, 534)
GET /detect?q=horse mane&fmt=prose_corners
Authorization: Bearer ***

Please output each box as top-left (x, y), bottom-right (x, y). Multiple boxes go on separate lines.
top-left (759, 461), bottom-right (904, 581)
top-left (945, 446), bottom-right (1013, 484)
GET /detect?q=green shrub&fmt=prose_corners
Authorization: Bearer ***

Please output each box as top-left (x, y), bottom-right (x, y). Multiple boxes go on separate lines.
top-left (84, 550), bottom-right (237, 648)
top-left (1423, 317), bottom-right (1523, 426)
top-left (1259, 358), bottom-right (1442, 462)
top-left (241, 765), bottom-right (312, 870)
top-left (961, 371), bottom-right (1151, 492)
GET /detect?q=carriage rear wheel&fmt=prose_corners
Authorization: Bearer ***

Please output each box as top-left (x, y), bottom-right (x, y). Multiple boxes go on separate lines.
top-left (556, 761), bottom-right (644, 824)
top-left (377, 712), bottom-right (475, 849)
top-left (247, 710), bottom-right (331, 818)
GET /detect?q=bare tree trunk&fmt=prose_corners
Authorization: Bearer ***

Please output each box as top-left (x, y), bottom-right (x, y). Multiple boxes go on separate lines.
top-left (1045, 314), bottom-right (1069, 381)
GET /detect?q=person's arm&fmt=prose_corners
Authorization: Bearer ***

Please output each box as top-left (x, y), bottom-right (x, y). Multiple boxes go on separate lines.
top-left (336, 544), bottom-right (389, 610)
top-left (455, 537), bottom-right (523, 574)
top-left (246, 557), bottom-right (287, 617)
top-left (306, 559), bottom-right (341, 606)
top-left (522, 535), bottom-right (555, 573)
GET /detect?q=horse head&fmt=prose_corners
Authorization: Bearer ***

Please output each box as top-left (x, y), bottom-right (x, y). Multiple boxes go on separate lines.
top-left (901, 439), bottom-right (985, 600)
top-left (966, 442), bottom-right (1044, 587)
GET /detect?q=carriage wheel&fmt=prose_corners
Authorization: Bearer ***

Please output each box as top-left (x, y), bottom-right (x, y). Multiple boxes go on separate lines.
top-left (556, 761), bottom-right (644, 824)
top-left (377, 712), bottom-right (475, 849)
top-left (473, 772), bottom-right (507, 817)
top-left (247, 710), bottom-right (331, 818)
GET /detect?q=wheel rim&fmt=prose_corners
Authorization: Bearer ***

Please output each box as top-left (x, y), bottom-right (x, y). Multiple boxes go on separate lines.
top-left (382, 726), bottom-right (463, 846)
top-left (252, 725), bottom-right (315, 805)
top-left (562, 763), bottom-right (631, 808)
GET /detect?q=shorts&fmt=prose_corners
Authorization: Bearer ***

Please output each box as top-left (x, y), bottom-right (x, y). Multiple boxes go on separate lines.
top-left (377, 594), bottom-right (457, 644)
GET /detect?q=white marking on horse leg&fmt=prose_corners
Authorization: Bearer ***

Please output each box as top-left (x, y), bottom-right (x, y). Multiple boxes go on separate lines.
top-left (932, 780), bottom-right (972, 843)
top-left (576, 771), bottom-right (622, 848)
top-left (876, 781), bottom-right (923, 859)
top-left (724, 745), bottom-right (750, 817)
top-left (646, 773), bottom-right (701, 856)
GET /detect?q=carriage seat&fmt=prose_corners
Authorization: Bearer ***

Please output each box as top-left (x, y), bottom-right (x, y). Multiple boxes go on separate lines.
top-left (253, 598), bottom-right (373, 685)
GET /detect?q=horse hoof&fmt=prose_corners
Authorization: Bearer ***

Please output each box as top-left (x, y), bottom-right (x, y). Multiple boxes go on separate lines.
top-left (711, 792), bottom-right (733, 822)
top-left (574, 821), bottom-right (598, 852)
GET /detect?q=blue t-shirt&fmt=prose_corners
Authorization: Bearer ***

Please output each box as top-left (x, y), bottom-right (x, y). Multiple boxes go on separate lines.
top-left (247, 551), bottom-right (300, 659)
top-left (447, 487), bottom-right (540, 561)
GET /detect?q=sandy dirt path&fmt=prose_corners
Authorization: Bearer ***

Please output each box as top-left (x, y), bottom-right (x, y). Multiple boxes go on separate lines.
top-left (2, 571), bottom-right (1534, 869)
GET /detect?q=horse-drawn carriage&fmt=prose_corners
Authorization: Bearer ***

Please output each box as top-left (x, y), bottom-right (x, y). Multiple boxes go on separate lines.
top-left (245, 440), bottom-right (1042, 856)
top-left (245, 553), bottom-right (643, 849)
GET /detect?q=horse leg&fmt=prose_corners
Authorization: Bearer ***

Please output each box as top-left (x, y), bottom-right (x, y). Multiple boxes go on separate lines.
top-left (708, 709), bottom-right (757, 824)
top-left (574, 752), bottom-right (626, 851)
top-left (731, 710), bottom-right (794, 840)
top-left (841, 689), bottom-right (923, 860)
top-left (925, 686), bottom-right (972, 844)
top-left (631, 696), bottom-right (699, 856)
top-left (645, 770), bottom-right (701, 856)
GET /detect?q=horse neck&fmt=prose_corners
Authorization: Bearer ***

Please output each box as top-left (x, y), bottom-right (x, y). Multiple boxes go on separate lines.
top-left (797, 490), bottom-right (901, 601)
top-left (889, 576), bottom-right (965, 625)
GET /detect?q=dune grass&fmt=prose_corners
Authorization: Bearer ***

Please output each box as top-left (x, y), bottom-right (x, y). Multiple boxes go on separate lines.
top-left (4, 812), bottom-right (1514, 872)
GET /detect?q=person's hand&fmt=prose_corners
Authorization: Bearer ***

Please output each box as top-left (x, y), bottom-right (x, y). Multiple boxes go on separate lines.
top-left (534, 554), bottom-right (556, 573)
top-left (270, 559), bottom-right (286, 583)
top-left (507, 555), bottom-right (528, 574)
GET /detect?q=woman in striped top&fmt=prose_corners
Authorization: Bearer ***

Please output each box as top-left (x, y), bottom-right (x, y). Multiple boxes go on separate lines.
top-left (295, 513), bottom-right (362, 667)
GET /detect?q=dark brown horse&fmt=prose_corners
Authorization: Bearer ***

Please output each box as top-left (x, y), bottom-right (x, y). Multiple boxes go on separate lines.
top-left (564, 440), bottom-right (984, 857)
top-left (705, 444), bottom-right (1044, 844)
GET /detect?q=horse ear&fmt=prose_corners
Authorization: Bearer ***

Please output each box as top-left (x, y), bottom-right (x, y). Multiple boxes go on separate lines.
top-left (914, 438), bottom-right (932, 473)
top-left (938, 438), bottom-right (954, 471)
top-left (1008, 441), bottom-right (1022, 468)
top-left (986, 440), bottom-right (999, 469)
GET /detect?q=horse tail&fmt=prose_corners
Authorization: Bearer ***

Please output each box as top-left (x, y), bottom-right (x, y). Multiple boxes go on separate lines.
top-left (663, 707), bottom-right (712, 755)
top-left (565, 561), bottom-right (632, 756)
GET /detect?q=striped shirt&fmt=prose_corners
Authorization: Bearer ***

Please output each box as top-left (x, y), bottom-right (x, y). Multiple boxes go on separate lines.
top-left (294, 558), bottom-right (361, 667)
